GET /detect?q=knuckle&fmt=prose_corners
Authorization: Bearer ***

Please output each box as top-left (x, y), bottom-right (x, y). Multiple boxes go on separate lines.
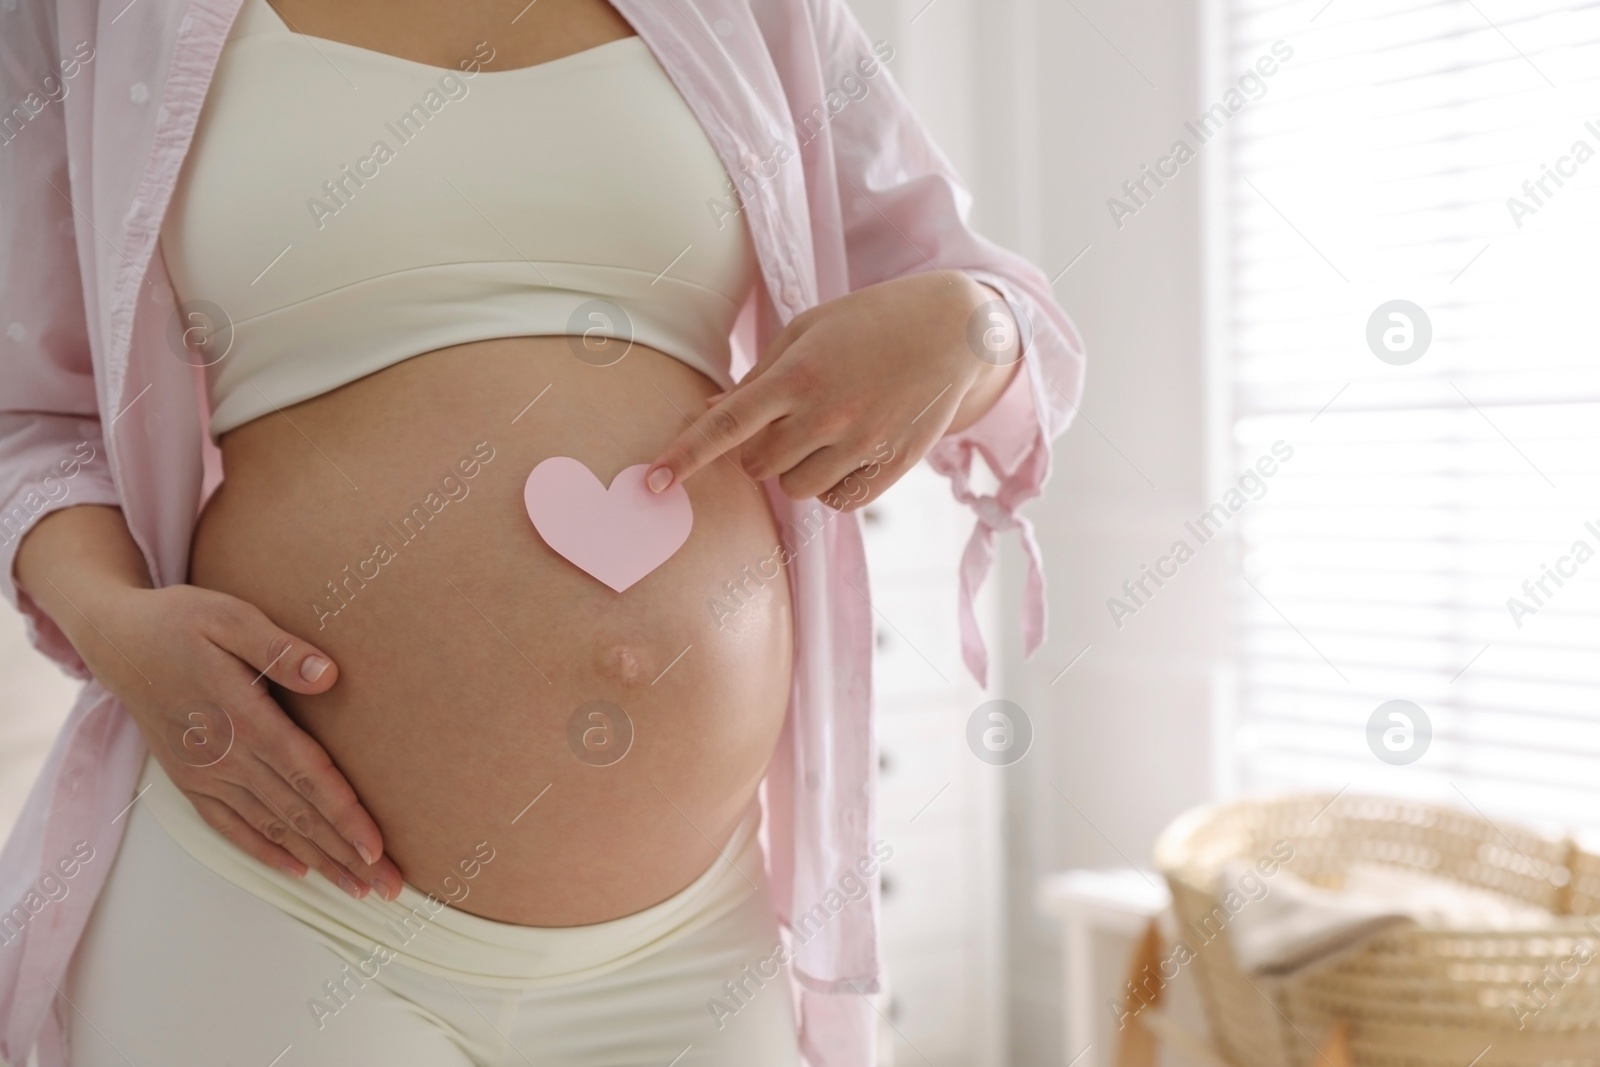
top-left (781, 360), bottom-right (817, 392)
top-left (706, 405), bottom-right (741, 443)
top-left (192, 593), bottom-right (238, 636)
top-left (324, 789), bottom-right (365, 828)
top-left (289, 806), bottom-right (317, 835)
top-left (262, 818), bottom-right (290, 844)
top-left (777, 470), bottom-right (813, 501)
top-left (236, 603), bottom-right (273, 644)
top-left (201, 593), bottom-right (260, 643)
top-left (819, 406), bottom-right (853, 435)
top-left (289, 771), bottom-right (319, 801)
top-left (264, 632), bottom-right (296, 673)
top-left (211, 588), bottom-right (250, 620)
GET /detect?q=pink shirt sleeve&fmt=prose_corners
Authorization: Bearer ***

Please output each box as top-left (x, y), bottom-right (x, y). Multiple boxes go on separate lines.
top-left (0, 5), bottom-right (123, 679)
top-left (926, 270), bottom-right (1059, 686)
top-left (803, 0), bottom-right (1087, 687)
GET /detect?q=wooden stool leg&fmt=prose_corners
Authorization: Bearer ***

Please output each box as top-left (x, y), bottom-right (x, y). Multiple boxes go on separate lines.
top-left (1114, 918), bottom-right (1167, 1067)
top-left (1317, 1020), bottom-right (1353, 1067)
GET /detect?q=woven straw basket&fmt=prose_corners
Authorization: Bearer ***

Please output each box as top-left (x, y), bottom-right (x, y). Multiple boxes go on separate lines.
top-left (1152, 793), bottom-right (1600, 1067)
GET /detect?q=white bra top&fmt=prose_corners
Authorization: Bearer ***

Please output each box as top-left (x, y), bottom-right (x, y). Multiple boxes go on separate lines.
top-left (162, 0), bottom-right (757, 437)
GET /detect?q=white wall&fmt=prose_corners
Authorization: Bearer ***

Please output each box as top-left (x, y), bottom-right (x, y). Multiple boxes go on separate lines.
top-left (832, 1), bottom-right (1221, 1062)
top-left (979, 2), bottom-right (1220, 1064)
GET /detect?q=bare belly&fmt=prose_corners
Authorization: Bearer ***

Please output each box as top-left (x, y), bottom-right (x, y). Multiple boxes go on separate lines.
top-left (189, 337), bottom-right (793, 926)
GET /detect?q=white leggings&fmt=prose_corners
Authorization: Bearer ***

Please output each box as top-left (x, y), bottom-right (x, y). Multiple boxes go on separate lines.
top-left (65, 760), bottom-right (800, 1067)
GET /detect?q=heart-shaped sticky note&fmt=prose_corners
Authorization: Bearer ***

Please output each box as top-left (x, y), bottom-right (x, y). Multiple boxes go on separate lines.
top-left (523, 457), bottom-right (693, 592)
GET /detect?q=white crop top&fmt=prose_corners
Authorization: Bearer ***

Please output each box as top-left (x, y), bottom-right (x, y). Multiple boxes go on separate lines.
top-left (162, 0), bottom-right (757, 437)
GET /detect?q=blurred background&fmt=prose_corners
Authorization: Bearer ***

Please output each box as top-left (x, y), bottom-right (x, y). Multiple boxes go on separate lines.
top-left (5, 0), bottom-right (1598, 1064)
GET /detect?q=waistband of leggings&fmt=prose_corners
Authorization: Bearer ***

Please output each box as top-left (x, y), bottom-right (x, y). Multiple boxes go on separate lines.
top-left (136, 753), bottom-right (766, 989)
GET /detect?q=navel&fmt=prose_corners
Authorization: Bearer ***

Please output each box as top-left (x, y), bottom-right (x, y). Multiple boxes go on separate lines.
top-left (597, 643), bottom-right (648, 687)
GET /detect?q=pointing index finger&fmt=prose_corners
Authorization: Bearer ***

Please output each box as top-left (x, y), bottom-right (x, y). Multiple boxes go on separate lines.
top-left (646, 386), bottom-right (780, 493)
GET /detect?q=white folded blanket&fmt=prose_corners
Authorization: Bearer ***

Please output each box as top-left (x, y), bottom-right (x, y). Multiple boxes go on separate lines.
top-left (1218, 859), bottom-right (1552, 976)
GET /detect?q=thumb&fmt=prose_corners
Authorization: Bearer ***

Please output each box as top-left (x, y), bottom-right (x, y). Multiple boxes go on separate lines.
top-left (204, 594), bottom-right (339, 694)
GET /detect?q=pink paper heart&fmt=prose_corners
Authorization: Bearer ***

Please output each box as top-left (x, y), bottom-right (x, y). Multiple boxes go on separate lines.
top-left (523, 457), bottom-right (693, 592)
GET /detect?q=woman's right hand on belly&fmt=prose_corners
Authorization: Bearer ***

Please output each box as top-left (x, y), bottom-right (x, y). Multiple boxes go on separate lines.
top-left (14, 506), bottom-right (402, 901)
top-left (91, 584), bottom-right (403, 900)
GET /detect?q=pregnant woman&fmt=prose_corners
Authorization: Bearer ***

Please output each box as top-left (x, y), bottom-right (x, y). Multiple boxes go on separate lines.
top-left (0, 0), bottom-right (1082, 1063)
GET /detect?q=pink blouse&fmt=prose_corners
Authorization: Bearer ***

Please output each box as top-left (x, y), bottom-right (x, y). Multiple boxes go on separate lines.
top-left (0, 0), bottom-right (1084, 1063)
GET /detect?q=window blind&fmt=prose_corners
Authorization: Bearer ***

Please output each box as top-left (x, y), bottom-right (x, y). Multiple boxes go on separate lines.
top-left (1221, 0), bottom-right (1600, 839)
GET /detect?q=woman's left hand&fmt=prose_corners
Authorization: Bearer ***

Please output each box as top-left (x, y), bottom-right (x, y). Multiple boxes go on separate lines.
top-left (645, 270), bottom-right (1020, 511)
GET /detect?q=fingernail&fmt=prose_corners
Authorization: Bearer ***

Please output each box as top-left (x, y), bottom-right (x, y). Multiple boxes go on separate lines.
top-left (300, 655), bottom-right (329, 682)
top-left (370, 878), bottom-right (393, 900)
top-left (282, 860), bottom-right (306, 878)
top-left (647, 467), bottom-right (673, 493)
top-left (355, 841), bottom-right (376, 866)
top-left (339, 874), bottom-right (366, 899)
